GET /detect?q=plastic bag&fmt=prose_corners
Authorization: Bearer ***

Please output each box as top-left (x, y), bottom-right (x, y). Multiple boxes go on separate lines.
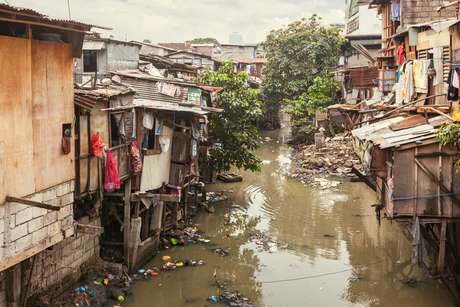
top-left (91, 133), bottom-right (104, 158)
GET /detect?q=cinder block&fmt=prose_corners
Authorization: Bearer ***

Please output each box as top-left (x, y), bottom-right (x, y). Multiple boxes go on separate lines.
top-left (58, 205), bottom-right (72, 220)
top-left (31, 207), bottom-right (46, 219)
top-left (27, 193), bottom-right (43, 203)
top-left (32, 227), bottom-right (48, 245)
top-left (44, 198), bottom-right (60, 207)
top-left (16, 208), bottom-right (32, 225)
top-left (48, 222), bottom-right (60, 237)
top-left (0, 219), bottom-right (4, 234)
top-left (0, 205), bottom-right (5, 219)
top-left (60, 193), bottom-right (74, 206)
top-left (64, 227), bottom-right (74, 239)
top-left (42, 188), bottom-right (57, 202)
top-left (69, 180), bottom-right (75, 193)
top-left (9, 202), bottom-right (26, 214)
top-left (10, 223), bottom-right (28, 241)
top-left (44, 212), bottom-right (58, 226)
top-left (15, 234), bottom-right (32, 252)
top-left (61, 216), bottom-right (73, 230)
top-left (56, 182), bottom-right (71, 197)
top-left (28, 217), bottom-right (44, 233)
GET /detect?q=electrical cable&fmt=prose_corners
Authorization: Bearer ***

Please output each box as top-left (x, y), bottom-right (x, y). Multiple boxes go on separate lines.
top-left (257, 259), bottom-right (385, 284)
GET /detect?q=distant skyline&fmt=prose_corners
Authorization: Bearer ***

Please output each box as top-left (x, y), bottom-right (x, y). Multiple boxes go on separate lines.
top-left (7, 0), bottom-right (346, 43)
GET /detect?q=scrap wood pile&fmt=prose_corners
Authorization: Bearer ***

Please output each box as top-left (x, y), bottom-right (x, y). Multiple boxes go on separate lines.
top-left (291, 134), bottom-right (363, 189)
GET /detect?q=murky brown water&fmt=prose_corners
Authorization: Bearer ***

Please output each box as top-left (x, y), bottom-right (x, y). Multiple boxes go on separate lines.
top-left (126, 128), bottom-right (454, 307)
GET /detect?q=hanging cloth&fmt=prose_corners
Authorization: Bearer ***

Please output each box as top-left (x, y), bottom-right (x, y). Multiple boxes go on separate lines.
top-left (143, 111), bottom-right (154, 130)
top-left (91, 133), bottom-right (104, 158)
top-left (401, 62), bottom-right (415, 104)
top-left (129, 140), bottom-right (143, 175)
top-left (413, 59), bottom-right (429, 94)
top-left (391, 1), bottom-right (400, 22)
top-left (448, 68), bottom-right (460, 101)
top-left (397, 45), bottom-right (405, 65)
top-left (104, 150), bottom-right (121, 192)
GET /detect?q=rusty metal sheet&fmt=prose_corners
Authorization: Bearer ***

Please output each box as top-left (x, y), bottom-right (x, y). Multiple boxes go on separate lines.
top-left (390, 115), bottom-right (427, 131)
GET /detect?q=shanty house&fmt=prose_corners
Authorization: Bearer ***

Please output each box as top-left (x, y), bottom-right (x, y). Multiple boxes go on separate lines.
top-left (134, 40), bottom-right (177, 57)
top-left (0, 4), bottom-right (101, 305)
top-left (85, 70), bottom-right (222, 269)
top-left (215, 43), bottom-right (257, 60)
top-left (74, 35), bottom-right (141, 84)
top-left (364, 0), bottom-right (458, 93)
top-left (166, 50), bottom-right (218, 71)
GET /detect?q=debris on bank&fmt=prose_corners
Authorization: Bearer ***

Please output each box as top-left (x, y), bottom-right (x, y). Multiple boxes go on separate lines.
top-left (290, 134), bottom-right (363, 189)
top-left (45, 264), bottom-right (132, 307)
top-left (208, 279), bottom-right (253, 307)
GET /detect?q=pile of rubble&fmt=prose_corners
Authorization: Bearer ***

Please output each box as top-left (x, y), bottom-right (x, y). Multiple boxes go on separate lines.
top-left (290, 134), bottom-right (363, 189)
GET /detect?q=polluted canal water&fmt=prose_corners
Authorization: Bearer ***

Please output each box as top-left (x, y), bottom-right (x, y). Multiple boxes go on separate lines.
top-left (125, 128), bottom-right (454, 307)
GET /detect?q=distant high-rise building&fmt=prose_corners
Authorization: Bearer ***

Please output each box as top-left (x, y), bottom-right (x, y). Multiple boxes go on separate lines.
top-left (229, 32), bottom-right (243, 45)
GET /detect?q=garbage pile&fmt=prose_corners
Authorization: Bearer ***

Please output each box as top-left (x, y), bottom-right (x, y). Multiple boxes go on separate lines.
top-left (207, 191), bottom-right (229, 204)
top-left (290, 134), bottom-right (363, 189)
top-left (46, 266), bottom-right (132, 307)
top-left (156, 255), bottom-right (205, 272)
top-left (208, 279), bottom-right (253, 307)
top-left (161, 225), bottom-right (210, 248)
top-left (161, 226), bottom-right (231, 257)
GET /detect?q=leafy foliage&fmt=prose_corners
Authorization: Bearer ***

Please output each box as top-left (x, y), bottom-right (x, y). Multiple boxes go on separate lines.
top-left (437, 123), bottom-right (460, 146)
top-left (436, 123), bottom-right (460, 172)
top-left (198, 62), bottom-right (264, 172)
top-left (284, 76), bottom-right (340, 123)
top-left (189, 37), bottom-right (220, 45)
top-left (262, 15), bottom-right (345, 136)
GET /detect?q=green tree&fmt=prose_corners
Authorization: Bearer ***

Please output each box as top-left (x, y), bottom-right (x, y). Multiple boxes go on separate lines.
top-left (198, 62), bottom-right (263, 172)
top-left (189, 37), bottom-right (220, 45)
top-left (262, 15), bottom-right (345, 138)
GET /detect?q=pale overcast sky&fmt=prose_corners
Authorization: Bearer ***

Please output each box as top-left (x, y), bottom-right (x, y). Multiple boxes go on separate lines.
top-left (7, 0), bottom-right (345, 43)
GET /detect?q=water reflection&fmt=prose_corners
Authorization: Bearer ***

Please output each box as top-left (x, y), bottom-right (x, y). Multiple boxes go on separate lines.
top-left (126, 128), bottom-right (454, 307)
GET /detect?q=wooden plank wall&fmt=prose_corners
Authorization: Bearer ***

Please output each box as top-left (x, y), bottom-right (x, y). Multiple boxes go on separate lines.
top-left (0, 35), bottom-right (74, 203)
top-left (0, 36), bottom-right (35, 204)
top-left (32, 40), bottom-right (74, 191)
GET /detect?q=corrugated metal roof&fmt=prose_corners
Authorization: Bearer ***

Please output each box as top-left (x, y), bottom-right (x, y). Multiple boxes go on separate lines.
top-left (118, 74), bottom-right (188, 104)
top-left (0, 3), bottom-right (109, 31)
top-left (103, 99), bottom-right (209, 116)
top-left (353, 116), bottom-right (450, 149)
top-left (74, 84), bottom-right (134, 110)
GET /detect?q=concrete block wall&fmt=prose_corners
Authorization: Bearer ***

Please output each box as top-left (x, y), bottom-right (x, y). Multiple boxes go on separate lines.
top-left (1, 180), bottom-right (75, 264)
top-left (402, 0), bottom-right (457, 27)
top-left (26, 217), bottom-right (101, 297)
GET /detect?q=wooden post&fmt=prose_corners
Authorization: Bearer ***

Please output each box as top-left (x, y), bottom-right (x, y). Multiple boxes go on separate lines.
top-left (6, 264), bottom-right (21, 307)
top-left (123, 179), bottom-right (132, 269)
top-left (438, 220), bottom-right (448, 273)
top-left (129, 217), bottom-right (142, 271)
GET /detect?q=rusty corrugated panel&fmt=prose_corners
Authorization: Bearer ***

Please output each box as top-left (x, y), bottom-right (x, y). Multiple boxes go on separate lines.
top-left (119, 75), bottom-right (188, 104)
top-left (74, 95), bottom-right (97, 110)
top-left (348, 66), bottom-right (378, 88)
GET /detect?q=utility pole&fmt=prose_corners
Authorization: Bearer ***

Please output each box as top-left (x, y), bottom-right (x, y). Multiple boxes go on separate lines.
top-left (67, 0), bottom-right (72, 20)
